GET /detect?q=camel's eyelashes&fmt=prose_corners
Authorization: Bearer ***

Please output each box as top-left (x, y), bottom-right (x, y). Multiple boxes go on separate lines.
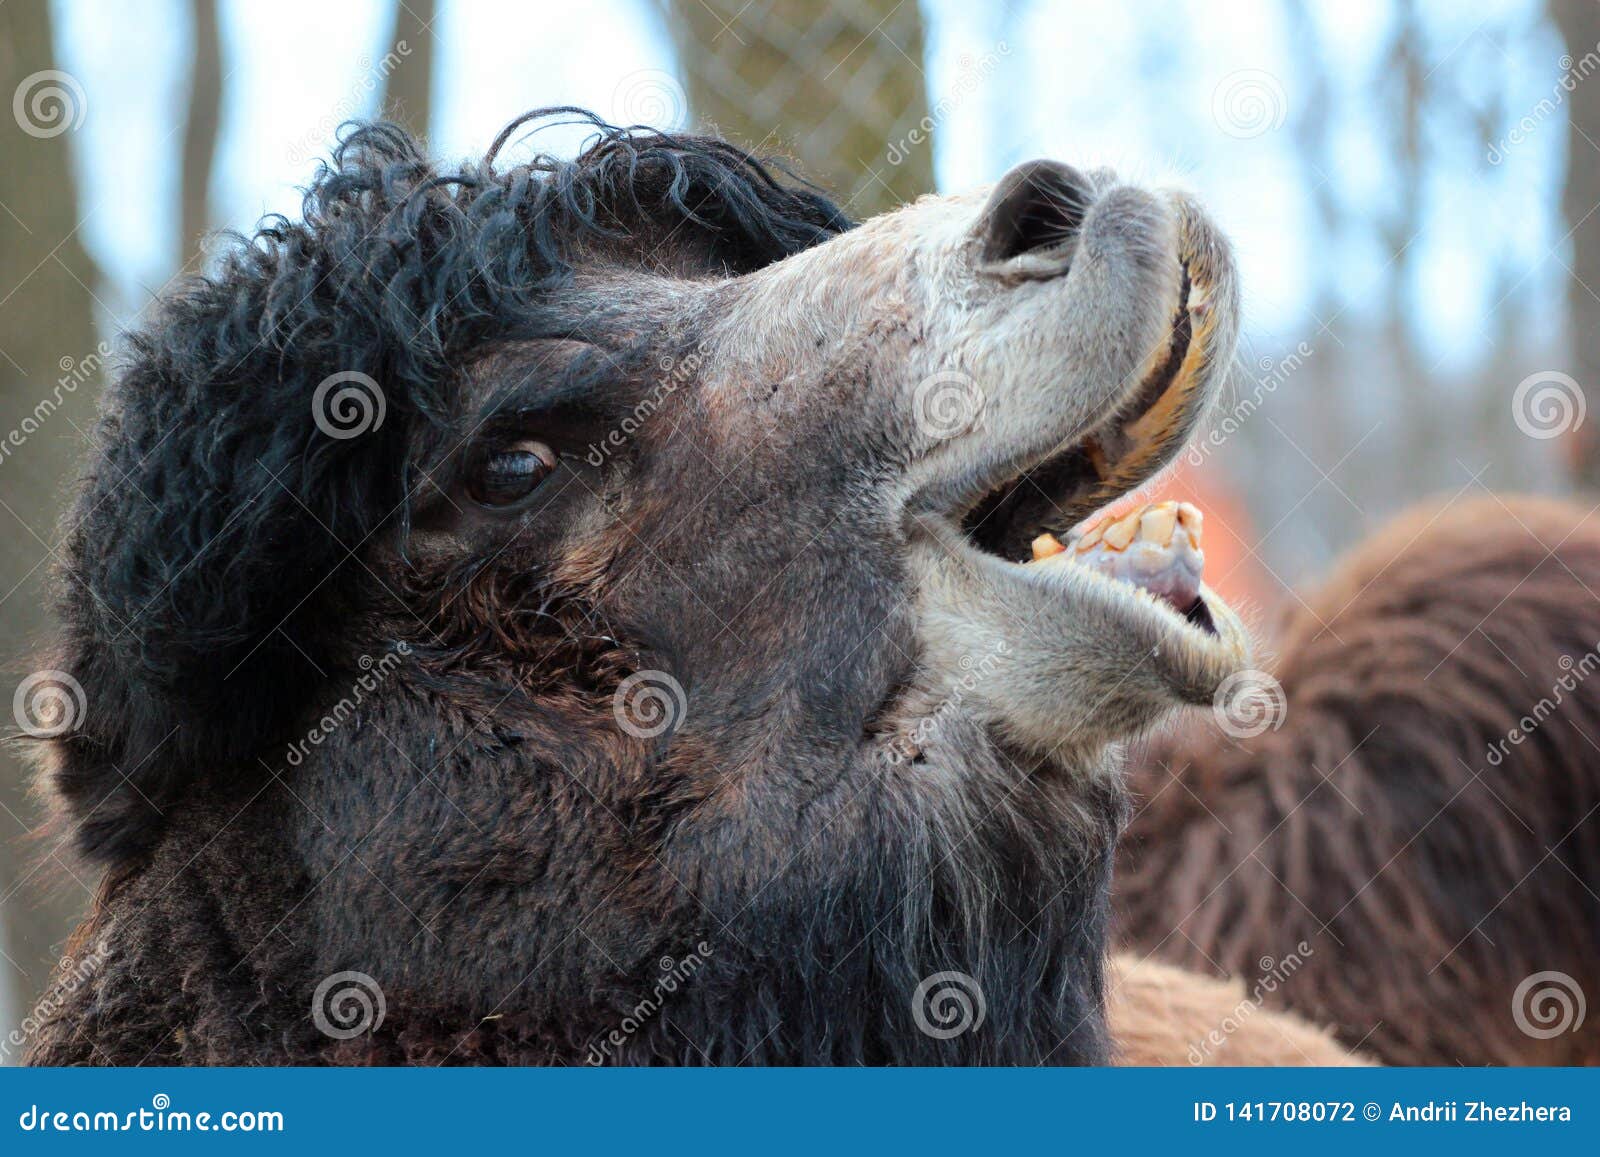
top-left (468, 439), bottom-right (558, 507)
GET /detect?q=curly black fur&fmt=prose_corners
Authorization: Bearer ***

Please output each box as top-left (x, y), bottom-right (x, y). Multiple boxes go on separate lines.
top-left (49, 109), bottom-right (849, 867)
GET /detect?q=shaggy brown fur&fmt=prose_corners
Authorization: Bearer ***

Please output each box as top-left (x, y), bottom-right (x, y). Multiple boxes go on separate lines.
top-left (1117, 495), bottom-right (1600, 1066)
top-left (1106, 954), bottom-right (1368, 1066)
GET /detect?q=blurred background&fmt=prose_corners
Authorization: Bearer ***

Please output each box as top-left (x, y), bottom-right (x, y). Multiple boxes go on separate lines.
top-left (1, 0), bottom-right (1597, 1052)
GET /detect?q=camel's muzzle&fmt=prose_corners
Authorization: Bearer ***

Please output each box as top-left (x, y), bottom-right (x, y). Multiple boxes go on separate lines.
top-left (960, 216), bottom-right (1232, 565)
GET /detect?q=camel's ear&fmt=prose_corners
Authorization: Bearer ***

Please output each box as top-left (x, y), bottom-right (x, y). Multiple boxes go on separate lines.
top-left (38, 314), bottom-right (409, 866)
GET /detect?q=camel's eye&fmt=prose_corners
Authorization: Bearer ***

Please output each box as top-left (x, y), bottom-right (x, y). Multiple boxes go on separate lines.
top-left (469, 439), bottom-right (557, 507)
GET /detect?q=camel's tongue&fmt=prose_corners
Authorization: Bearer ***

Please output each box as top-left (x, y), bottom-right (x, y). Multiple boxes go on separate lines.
top-left (1029, 500), bottom-right (1205, 614)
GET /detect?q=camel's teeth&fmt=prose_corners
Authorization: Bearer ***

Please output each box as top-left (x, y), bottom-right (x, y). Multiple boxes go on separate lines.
top-left (1176, 501), bottom-right (1203, 547)
top-left (1138, 502), bottom-right (1178, 547)
top-left (1065, 500), bottom-right (1207, 613)
top-left (1031, 533), bottom-right (1066, 561)
top-left (1101, 508), bottom-right (1140, 551)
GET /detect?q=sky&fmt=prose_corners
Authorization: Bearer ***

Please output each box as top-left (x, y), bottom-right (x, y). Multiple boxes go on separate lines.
top-left (50, 0), bottom-right (1568, 380)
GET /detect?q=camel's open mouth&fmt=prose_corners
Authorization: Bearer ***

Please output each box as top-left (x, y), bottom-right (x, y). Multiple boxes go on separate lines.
top-left (1029, 503), bottom-right (1219, 637)
top-left (959, 260), bottom-right (1203, 563)
top-left (948, 253), bottom-right (1231, 643)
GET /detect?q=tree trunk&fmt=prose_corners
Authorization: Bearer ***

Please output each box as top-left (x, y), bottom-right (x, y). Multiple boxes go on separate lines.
top-left (0, 0), bottom-right (104, 1048)
top-left (1553, 0), bottom-right (1600, 488)
top-left (379, 0), bottom-right (435, 140)
top-left (179, 0), bottom-right (222, 271)
top-left (1378, 0), bottom-right (1432, 507)
top-left (669, 0), bottom-right (935, 218)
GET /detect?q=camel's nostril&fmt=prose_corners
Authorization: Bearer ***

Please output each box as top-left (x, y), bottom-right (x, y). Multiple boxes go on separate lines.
top-left (980, 159), bottom-right (1095, 266)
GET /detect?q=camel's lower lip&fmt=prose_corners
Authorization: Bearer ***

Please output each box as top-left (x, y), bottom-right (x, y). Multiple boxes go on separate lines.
top-left (959, 260), bottom-right (1201, 563)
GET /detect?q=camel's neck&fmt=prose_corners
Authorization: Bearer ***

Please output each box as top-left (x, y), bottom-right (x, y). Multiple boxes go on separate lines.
top-left (345, 795), bottom-right (1123, 1066)
top-left (26, 742), bottom-right (1128, 1067)
top-left (588, 759), bottom-right (1127, 1066)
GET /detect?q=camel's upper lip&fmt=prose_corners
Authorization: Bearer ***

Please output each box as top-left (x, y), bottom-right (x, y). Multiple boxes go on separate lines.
top-left (959, 257), bottom-right (1208, 563)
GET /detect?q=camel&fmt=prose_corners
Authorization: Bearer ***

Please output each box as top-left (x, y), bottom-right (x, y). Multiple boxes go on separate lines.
top-left (18, 110), bottom-right (1357, 1065)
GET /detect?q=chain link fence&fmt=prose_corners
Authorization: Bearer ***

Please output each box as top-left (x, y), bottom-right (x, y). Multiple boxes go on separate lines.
top-left (667, 0), bottom-right (934, 218)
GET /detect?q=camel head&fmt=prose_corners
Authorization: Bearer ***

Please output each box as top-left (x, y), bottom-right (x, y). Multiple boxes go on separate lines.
top-left (27, 113), bottom-right (1247, 1066)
